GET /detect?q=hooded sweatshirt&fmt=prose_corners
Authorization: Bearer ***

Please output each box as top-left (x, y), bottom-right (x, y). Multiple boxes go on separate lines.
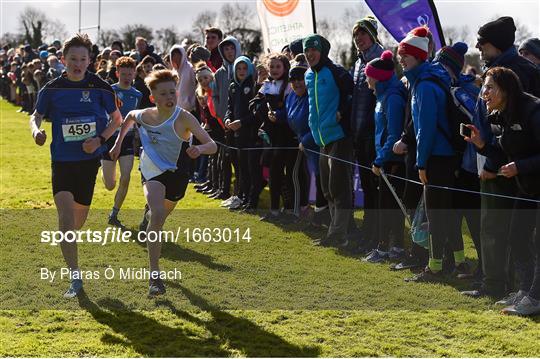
top-left (212, 36), bottom-right (242, 120)
top-left (225, 56), bottom-right (257, 147)
top-left (169, 45), bottom-right (197, 112)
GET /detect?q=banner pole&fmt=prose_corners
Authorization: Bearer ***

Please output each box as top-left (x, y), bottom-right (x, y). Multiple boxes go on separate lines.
top-left (311, 0), bottom-right (317, 33)
top-left (427, 0), bottom-right (446, 47)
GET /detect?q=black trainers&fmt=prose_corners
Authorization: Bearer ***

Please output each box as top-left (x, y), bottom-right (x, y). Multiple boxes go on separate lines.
top-left (260, 211), bottom-right (280, 223)
top-left (314, 233), bottom-right (344, 248)
top-left (108, 215), bottom-right (126, 230)
top-left (148, 278), bottom-right (166, 297)
top-left (453, 262), bottom-right (473, 279)
top-left (390, 255), bottom-right (425, 271)
top-left (405, 267), bottom-right (445, 282)
top-left (460, 287), bottom-right (504, 299)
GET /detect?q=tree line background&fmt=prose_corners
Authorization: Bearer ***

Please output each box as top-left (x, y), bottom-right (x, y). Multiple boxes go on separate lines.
top-left (1, 3), bottom-right (534, 70)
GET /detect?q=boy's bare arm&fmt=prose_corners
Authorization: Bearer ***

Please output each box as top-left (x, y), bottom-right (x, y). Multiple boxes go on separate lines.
top-left (29, 110), bottom-right (46, 146)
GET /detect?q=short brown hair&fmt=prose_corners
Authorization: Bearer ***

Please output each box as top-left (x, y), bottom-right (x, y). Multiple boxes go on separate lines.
top-left (63, 33), bottom-right (92, 56)
top-left (145, 69), bottom-right (178, 90)
top-left (116, 56), bottom-right (136, 69)
top-left (205, 27), bottom-right (223, 40)
top-left (141, 55), bottom-right (156, 65)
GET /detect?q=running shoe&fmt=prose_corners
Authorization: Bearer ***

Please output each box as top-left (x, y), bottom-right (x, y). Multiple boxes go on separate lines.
top-left (260, 211), bottom-right (280, 223)
top-left (108, 215), bottom-right (126, 231)
top-left (148, 278), bottom-right (166, 297)
top-left (363, 249), bottom-right (389, 263)
top-left (220, 196), bottom-right (237, 207)
top-left (390, 255), bottom-right (425, 271)
top-left (63, 279), bottom-right (83, 298)
top-left (405, 267), bottom-right (445, 282)
top-left (388, 247), bottom-right (406, 261)
top-left (453, 262), bottom-right (473, 279)
top-left (496, 290), bottom-right (529, 306)
top-left (502, 295), bottom-right (540, 316)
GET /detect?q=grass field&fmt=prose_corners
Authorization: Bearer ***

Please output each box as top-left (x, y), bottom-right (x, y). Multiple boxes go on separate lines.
top-left (0, 99), bottom-right (539, 357)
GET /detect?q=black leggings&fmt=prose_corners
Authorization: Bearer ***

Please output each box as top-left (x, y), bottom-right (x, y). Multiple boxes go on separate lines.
top-left (269, 148), bottom-right (297, 211)
top-left (238, 146), bottom-right (263, 207)
top-left (509, 196), bottom-right (540, 299)
top-left (452, 169), bottom-right (481, 269)
top-left (377, 162), bottom-right (405, 249)
top-left (292, 150), bottom-right (310, 215)
top-left (424, 156), bottom-right (460, 262)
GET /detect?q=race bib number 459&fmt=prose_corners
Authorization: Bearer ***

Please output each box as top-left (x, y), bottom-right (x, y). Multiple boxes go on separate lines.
top-left (62, 117), bottom-right (97, 142)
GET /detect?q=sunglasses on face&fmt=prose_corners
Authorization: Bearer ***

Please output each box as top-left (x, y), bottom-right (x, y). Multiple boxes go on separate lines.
top-left (477, 38), bottom-right (488, 46)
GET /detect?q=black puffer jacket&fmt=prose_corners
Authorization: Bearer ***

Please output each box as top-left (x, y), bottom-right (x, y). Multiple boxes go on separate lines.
top-left (225, 76), bottom-right (257, 147)
top-left (479, 93), bottom-right (540, 195)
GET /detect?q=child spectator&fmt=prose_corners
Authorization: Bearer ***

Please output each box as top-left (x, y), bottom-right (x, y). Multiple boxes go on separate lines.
top-left (364, 50), bottom-right (407, 263)
top-left (251, 53), bottom-right (296, 222)
top-left (224, 56), bottom-right (261, 211)
top-left (194, 62), bottom-right (225, 199)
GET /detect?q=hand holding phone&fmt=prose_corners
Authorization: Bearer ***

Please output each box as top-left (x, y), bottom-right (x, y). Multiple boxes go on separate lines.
top-left (460, 123), bottom-right (472, 138)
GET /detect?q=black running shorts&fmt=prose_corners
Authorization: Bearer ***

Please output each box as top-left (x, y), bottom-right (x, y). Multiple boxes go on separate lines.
top-left (51, 158), bottom-right (101, 206)
top-left (101, 132), bottom-right (135, 161)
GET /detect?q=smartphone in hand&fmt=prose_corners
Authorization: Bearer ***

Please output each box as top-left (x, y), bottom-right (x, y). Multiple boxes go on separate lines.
top-left (460, 123), bottom-right (471, 137)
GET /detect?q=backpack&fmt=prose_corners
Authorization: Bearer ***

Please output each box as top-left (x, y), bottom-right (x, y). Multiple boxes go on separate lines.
top-left (410, 193), bottom-right (429, 249)
top-left (413, 77), bottom-right (476, 155)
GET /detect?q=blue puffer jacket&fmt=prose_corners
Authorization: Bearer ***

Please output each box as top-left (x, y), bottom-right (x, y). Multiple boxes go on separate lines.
top-left (373, 74), bottom-right (407, 167)
top-left (404, 61), bottom-right (454, 169)
top-left (285, 90), bottom-right (320, 173)
top-left (455, 74), bottom-right (480, 174)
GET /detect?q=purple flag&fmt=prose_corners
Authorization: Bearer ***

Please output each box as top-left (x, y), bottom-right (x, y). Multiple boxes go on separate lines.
top-left (364, 0), bottom-right (446, 50)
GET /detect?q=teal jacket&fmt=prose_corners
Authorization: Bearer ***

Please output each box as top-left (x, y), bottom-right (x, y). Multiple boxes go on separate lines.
top-left (306, 66), bottom-right (341, 147)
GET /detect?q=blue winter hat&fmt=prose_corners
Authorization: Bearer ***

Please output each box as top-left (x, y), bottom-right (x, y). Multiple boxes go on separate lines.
top-left (39, 50), bottom-right (49, 59)
top-left (434, 41), bottom-right (468, 77)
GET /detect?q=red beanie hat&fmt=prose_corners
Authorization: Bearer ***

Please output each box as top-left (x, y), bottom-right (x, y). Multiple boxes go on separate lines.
top-left (398, 26), bottom-right (430, 61)
top-left (365, 50), bottom-right (395, 82)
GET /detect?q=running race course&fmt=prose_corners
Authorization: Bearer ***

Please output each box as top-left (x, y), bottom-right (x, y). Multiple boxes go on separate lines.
top-left (1, 99), bottom-right (539, 356)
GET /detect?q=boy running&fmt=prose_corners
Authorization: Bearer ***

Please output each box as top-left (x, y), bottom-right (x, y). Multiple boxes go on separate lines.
top-left (102, 56), bottom-right (142, 229)
top-left (110, 70), bottom-right (217, 296)
top-left (29, 33), bottom-right (122, 298)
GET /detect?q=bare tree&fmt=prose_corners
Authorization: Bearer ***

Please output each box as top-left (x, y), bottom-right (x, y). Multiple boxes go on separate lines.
top-left (192, 10), bottom-right (217, 43)
top-left (443, 25), bottom-right (472, 46)
top-left (218, 3), bottom-right (256, 34)
top-left (45, 20), bottom-right (68, 44)
top-left (17, 6), bottom-right (70, 47)
top-left (18, 7), bottom-right (46, 47)
top-left (155, 26), bottom-right (180, 53)
top-left (98, 29), bottom-right (120, 49)
top-left (120, 24), bottom-right (154, 49)
top-left (1, 32), bottom-right (25, 48)
top-left (514, 21), bottom-right (533, 45)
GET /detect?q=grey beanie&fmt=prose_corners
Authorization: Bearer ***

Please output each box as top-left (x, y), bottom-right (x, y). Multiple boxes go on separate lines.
top-left (519, 38), bottom-right (540, 60)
